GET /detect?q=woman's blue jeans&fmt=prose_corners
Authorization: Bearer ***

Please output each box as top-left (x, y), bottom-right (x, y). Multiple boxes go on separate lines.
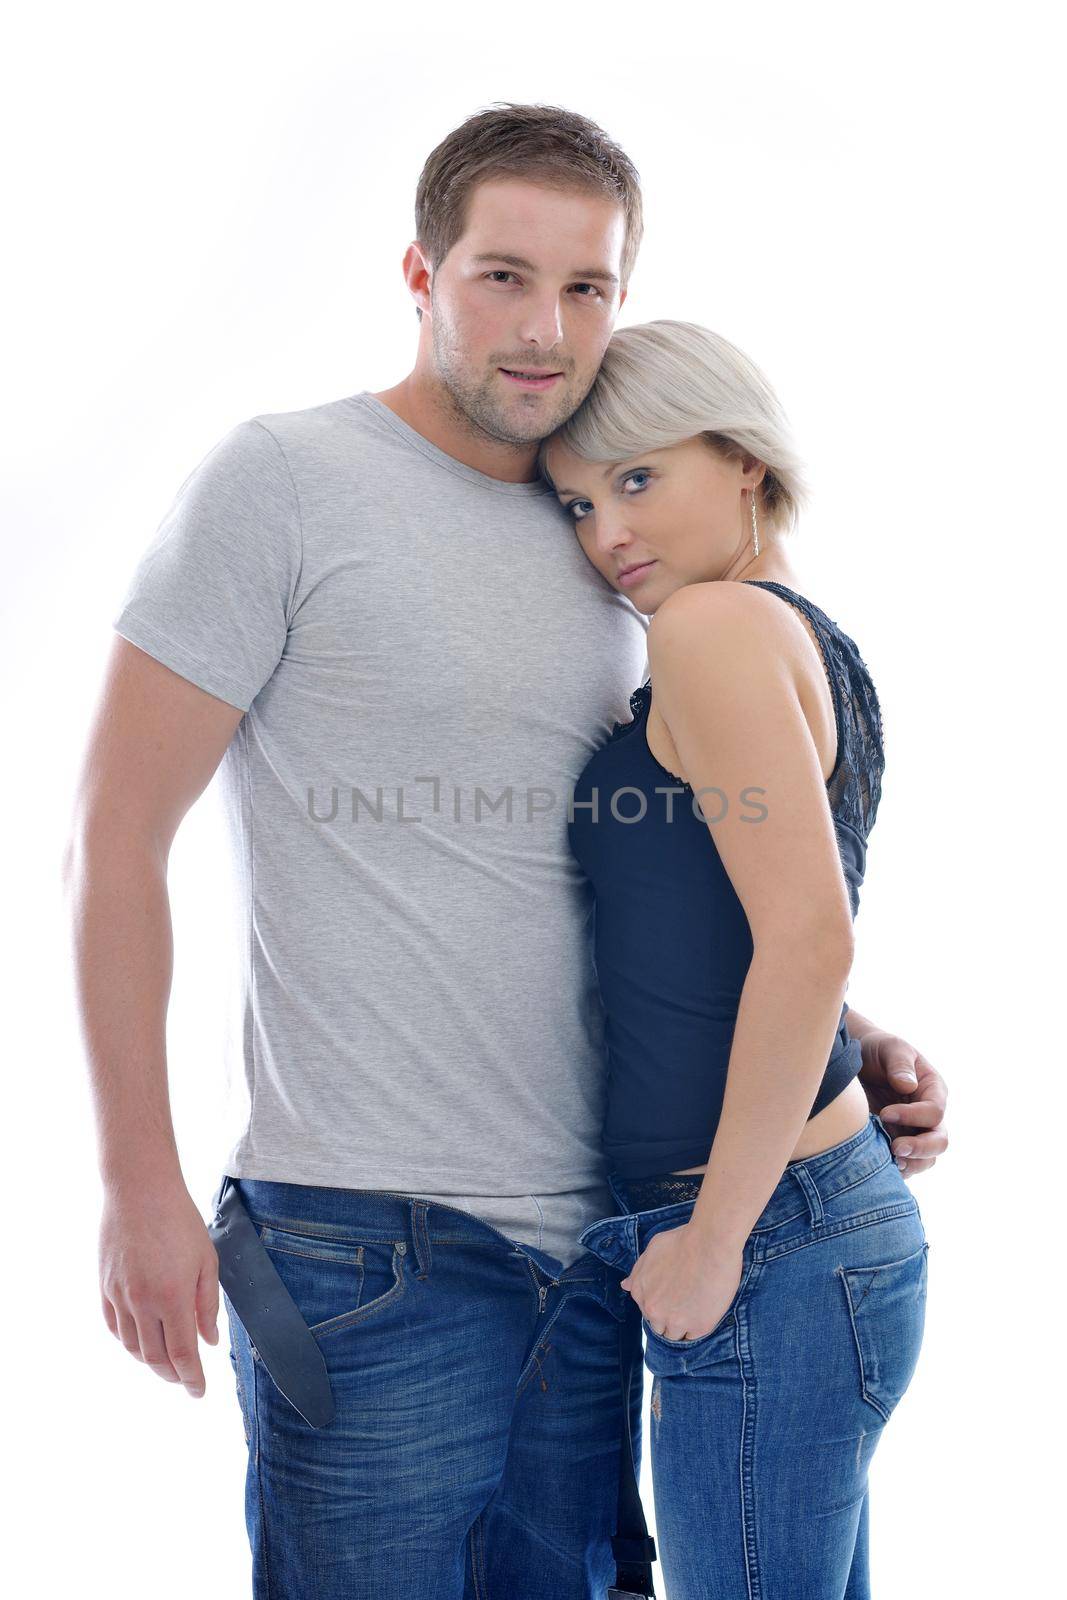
top-left (578, 1112), bottom-right (930, 1599)
top-left (212, 1175), bottom-right (642, 1599)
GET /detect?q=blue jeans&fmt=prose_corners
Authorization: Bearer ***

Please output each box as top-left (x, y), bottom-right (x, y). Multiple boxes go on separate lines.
top-left (212, 1177), bottom-right (642, 1598)
top-left (578, 1113), bottom-right (930, 1599)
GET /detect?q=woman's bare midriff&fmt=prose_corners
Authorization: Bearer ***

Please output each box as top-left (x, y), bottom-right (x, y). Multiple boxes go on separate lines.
top-left (669, 1074), bottom-right (871, 1174)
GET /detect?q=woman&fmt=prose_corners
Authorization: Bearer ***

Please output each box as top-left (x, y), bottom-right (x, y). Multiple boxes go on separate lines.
top-left (537, 321), bottom-right (930, 1600)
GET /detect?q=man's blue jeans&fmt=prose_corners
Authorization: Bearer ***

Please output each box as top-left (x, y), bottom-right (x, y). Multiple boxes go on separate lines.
top-left (579, 1113), bottom-right (930, 1599)
top-left (213, 1176), bottom-right (641, 1598)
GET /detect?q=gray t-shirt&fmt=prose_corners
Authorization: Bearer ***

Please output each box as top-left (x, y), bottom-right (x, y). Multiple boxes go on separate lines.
top-left (111, 391), bottom-right (649, 1267)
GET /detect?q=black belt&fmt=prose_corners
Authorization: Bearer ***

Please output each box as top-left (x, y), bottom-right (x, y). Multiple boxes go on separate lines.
top-left (609, 1293), bottom-right (659, 1597)
top-left (208, 1175), bottom-right (334, 1428)
top-left (209, 1176), bottom-right (657, 1597)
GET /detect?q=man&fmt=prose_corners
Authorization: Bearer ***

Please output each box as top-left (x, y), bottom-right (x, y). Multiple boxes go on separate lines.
top-left (63, 103), bottom-right (948, 1598)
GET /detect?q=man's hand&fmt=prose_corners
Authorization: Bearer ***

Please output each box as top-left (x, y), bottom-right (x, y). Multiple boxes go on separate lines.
top-left (99, 1179), bottom-right (220, 1397)
top-left (856, 1030), bottom-right (949, 1177)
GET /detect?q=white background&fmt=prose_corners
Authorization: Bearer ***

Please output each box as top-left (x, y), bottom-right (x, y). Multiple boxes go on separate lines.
top-left (4, 1), bottom-right (1061, 1593)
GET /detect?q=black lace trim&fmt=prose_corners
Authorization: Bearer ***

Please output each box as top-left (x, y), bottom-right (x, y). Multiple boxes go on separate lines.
top-left (610, 680), bottom-right (694, 792)
top-left (741, 581), bottom-right (884, 837)
top-left (616, 1173), bottom-right (705, 1210)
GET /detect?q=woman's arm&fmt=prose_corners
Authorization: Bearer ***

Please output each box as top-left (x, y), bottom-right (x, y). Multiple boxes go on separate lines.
top-left (646, 581), bottom-right (856, 1259)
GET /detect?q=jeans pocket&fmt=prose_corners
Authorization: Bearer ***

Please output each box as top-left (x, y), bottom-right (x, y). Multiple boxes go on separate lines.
top-left (838, 1240), bottom-right (929, 1420)
top-left (642, 1272), bottom-right (743, 1350)
top-left (255, 1224), bottom-right (407, 1339)
top-left (640, 1250), bottom-right (755, 1370)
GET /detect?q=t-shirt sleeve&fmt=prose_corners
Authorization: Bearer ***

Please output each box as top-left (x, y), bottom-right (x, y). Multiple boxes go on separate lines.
top-left (111, 418), bottom-right (302, 712)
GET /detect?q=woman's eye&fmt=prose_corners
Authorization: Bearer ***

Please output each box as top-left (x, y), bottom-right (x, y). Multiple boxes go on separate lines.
top-left (565, 469), bottom-right (651, 520)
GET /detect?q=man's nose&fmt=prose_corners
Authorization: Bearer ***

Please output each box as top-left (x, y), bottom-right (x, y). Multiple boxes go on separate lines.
top-left (515, 295), bottom-right (565, 350)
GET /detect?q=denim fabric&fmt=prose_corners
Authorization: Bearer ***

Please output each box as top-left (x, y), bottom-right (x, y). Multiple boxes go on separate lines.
top-left (577, 1114), bottom-right (929, 1599)
top-left (211, 1178), bottom-right (642, 1599)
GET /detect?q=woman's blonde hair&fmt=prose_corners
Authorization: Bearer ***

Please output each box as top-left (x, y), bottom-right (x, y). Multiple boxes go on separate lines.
top-left (538, 320), bottom-right (808, 533)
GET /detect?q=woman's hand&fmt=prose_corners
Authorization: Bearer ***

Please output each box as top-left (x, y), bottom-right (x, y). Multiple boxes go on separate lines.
top-left (620, 1224), bottom-right (743, 1342)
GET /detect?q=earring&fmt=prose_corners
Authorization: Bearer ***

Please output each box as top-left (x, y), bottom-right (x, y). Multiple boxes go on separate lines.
top-left (750, 490), bottom-right (760, 558)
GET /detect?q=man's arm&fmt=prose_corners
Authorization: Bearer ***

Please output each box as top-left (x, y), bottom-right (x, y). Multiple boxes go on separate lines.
top-left (845, 1005), bottom-right (949, 1177)
top-left (61, 635), bottom-right (245, 1397)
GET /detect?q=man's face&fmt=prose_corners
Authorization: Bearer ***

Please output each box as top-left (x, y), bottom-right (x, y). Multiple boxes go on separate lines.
top-left (423, 178), bottom-right (627, 447)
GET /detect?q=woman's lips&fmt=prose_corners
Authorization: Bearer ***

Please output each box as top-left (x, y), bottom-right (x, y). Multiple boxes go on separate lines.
top-left (499, 368), bottom-right (563, 390)
top-left (618, 561), bottom-right (657, 588)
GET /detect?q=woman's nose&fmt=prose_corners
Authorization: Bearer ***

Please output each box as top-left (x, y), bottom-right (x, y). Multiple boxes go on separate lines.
top-left (594, 519), bottom-right (632, 558)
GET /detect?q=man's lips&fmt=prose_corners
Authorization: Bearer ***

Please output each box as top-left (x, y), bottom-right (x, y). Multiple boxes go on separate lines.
top-left (499, 367), bottom-right (563, 389)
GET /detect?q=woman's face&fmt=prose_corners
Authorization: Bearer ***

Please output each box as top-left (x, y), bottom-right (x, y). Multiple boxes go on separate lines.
top-left (542, 434), bottom-right (764, 613)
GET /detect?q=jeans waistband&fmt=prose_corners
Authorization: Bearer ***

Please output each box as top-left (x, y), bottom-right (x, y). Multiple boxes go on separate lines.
top-left (608, 1113), bottom-right (894, 1232)
top-left (212, 1177), bottom-right (579, 1283)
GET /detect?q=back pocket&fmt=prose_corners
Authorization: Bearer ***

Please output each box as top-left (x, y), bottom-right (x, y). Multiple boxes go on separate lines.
top-left (839, 1240), bottom-right (929, 1420)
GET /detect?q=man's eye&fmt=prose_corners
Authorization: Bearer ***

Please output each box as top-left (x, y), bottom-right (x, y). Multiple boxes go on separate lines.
top-left (484, 272), bottom-right (602, 298)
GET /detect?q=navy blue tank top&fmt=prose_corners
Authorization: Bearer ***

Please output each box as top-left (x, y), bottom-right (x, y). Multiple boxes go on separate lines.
top-left (568, 580), bottom-right (886, 1181)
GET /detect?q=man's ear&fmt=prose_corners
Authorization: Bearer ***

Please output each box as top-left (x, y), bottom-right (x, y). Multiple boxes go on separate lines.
top-left (403, 241), bottom-right (433, 319)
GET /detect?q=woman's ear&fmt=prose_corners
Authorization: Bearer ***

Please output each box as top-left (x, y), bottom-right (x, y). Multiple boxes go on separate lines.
top-left (739, 453), bottom-right (768, 495)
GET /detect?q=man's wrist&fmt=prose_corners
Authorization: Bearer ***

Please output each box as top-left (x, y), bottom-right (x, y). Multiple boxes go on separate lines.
top-left (101, 1143), bottom-right (185, 1201)
top-left (846, 1009), bottom-right (889, 1064)
top-left (845, 1006), bottom-right (877, 1043)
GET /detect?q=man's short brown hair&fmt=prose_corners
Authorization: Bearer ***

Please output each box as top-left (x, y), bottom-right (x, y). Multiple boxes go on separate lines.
top-left (412, 102), bottom-right (643, 320)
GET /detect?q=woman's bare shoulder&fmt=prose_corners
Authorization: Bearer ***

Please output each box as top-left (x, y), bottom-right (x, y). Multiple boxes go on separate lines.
top-left (647, 579), bottom-right (804, 668)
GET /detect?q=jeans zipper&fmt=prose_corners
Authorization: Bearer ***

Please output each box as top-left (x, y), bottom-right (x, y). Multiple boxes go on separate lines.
top-left (366, 1189), bottom-right (562, 1302)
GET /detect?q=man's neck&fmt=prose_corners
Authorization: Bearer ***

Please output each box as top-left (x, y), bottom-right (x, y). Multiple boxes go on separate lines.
top-left (371, 375), bottom-right (542, 484)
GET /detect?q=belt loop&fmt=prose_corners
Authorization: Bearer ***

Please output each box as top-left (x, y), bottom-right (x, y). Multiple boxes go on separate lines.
top-left (409, 1198), bottom-right (432, 1280)
top-left (790, 1162), bottom-right (825, 1227)
top-left (625, 1215), bottom-right (641, 1261)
